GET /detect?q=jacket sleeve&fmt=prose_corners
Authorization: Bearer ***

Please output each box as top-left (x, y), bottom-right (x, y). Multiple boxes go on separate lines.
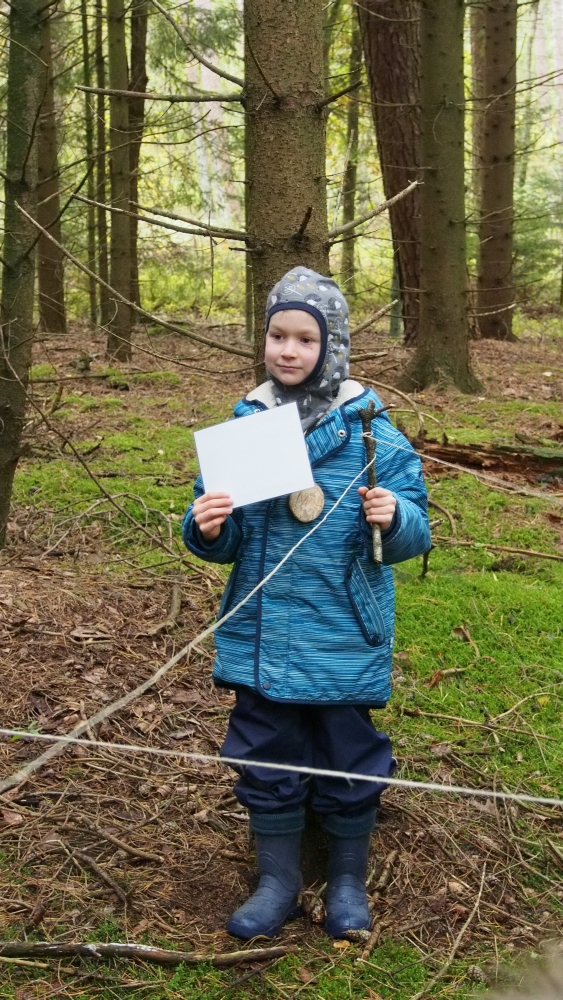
top-left (182, 474), bottom-right (243, 565)
top-left (361, 420), bottom-right (431, 565)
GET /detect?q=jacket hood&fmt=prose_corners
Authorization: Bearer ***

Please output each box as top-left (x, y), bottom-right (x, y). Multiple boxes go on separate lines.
top-left (265, 267), bottom-right (350, 433)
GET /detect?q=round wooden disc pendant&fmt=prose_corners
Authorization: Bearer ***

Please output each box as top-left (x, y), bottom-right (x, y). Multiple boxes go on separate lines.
top-left (288, 484), bottom-right (325, 523)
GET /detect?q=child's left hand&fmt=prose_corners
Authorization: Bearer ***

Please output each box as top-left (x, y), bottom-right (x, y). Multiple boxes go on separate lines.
top-left (358, 486), bottom-right (397, 531)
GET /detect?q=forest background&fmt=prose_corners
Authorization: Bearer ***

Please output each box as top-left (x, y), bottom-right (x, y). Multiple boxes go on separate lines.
top-left (1, 1), bottom-right (563, 1000)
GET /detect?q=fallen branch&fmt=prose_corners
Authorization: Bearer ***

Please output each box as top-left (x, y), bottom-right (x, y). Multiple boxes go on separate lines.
top-left (70, 849), bottom-right (129, 907)
top-left (370, 848), bottom-right (399, 899)
top-left (402, 707), bottom-right (557, 741)
top-left (359, 920), bottom-right (383, 962)
top-left (419, 452), bottom-right (563, 508)
top-left (434, 537), bottom-right (563, 563)
top-left (74, 813), bottom-right (164, 864)
top-left (0, 941), bottom-right (292, 968)
top-left (328, 181), bottom-right (419, 239)
top-left (409, 866), bottom-right (486, 1000)
top-left (428, 498), bottom-right (457, 537)
top-left (16, 205), bottom-right (253, 360)
top-left (149, 0), bottom-right (244, 87)
top-left (77, 84), bottom-right (242, 103)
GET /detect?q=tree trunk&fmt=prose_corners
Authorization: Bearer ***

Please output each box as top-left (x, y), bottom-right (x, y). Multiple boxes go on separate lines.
top-left (517, 0), bottom-right (539, 190)
top-left (96, 0), bottom-right (110, 328)
top-left (81, 0), bottom-right (97, 324)
top-left (476, 1), bottom-right (517, 342)
top-left (402, 0), bottom-right (478, 391)
top-left (245, 0), bottom-right (329, 380)
top-left (339, 10), bottom-right (362, 296)
top-left (129, 0), bottom-right (148, 308)
top-left (106, 0), bottom-right (132, 360)
top-left (323, 0), bottom-right (343, 92)
top-left (37, 11), bottom-right (66, 334)
top-left (0, 0), bottom-right (42, 547)
top-left (357, 0), bottom-right (421, 345)
top-left (470, 2), bottom-right (486, 214)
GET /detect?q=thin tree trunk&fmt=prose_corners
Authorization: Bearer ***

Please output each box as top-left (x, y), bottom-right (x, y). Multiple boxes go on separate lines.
top-left (129, 0), bottom-right (148, 308)
top-left (106, 0), bottom-right (132, 360)
top-left (81, 0), bottom-right (97, 323)
top-left (470, 2), bottom-right (486, 214)
top-left (37, 11), bottom-right (66, 334)
top-left (339, 10), bottom-right (362, 296)
top-left (0, 0), bottom-right (42, 546)
top-left (517, 0), bottom-right (539, 190)
top-left (358, 0), bottom-right (421, 345)
top-left (403, 0), bottom-right (478, 391)
top-left (323, 0), bottom-right (343, 92)
top-left (245, 0), bottom-right (329, 381)
top-left (476, 0), bottom-right (517, 342)
top-left (96, 0), bottom-right (110, 327)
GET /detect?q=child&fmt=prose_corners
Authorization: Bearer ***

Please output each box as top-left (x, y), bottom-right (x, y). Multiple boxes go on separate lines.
top-left (183, 267), bottom-right (430, 940)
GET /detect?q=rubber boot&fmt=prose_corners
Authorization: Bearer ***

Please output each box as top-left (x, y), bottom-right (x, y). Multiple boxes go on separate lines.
top-left (226, 809), bottom-right (304, 940)
top-left (323, 809), bottom-right (376, 939)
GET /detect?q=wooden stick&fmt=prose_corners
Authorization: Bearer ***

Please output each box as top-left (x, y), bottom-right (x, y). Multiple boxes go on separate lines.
top-left (0, 941), bottom-right (293, 968)
top-left (359, 399), bottom-right (383, 564)
top-left (77, 84), bottom-right (242, 103)
top-left (71, 849), bottom-right (129, 907)
top-left (74, 813), bottom-right (163, 864)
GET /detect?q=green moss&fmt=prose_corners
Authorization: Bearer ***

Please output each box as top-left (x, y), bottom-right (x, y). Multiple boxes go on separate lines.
top-left (130, 370), bottom-right (181, 387)
top-left (30, 362), bottom-right (57, 378)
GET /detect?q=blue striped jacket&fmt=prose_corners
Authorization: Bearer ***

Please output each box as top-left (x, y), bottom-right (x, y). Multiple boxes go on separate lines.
top-left (182, 380), bottom-right (430, 705)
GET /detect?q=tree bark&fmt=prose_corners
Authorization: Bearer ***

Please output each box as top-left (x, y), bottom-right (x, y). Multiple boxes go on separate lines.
top-left (37, 11), bottom-right (66, 334)
top-left (96, 0), bottom-right (110, 328)
top-left (81, 0), bottom-right (98, 323)
top-left (402, 0), bottom-right (479, 391)
top-left (339, 10), bottom-right (362, 296)
top-left (245, 0), bottom-right (329, 380)
top-left (476, 0), bottom-right (517, 341)
top-left (106, 0), bottom-right (132, 360)
top-left (357, 0), bottom-right (421, 344)
top-left (129, 0), bottom-right (148, 307)
top-left (0, 0), bottom-right (42, 546)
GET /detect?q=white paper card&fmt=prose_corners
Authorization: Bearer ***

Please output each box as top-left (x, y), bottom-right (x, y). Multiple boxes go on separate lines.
top-left (194, 402), bottom-right (314, 508)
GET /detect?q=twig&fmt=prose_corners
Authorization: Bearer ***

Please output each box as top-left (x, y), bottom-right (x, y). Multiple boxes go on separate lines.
top-left (409, 865), bottom-right (486, 1000)
top-left (317, 79), bottom-right (361, 109)
top-left (0, 942), bottom-right (293, 967)
top-left (74, 813), bottom-right (164, 863)
top-left (369, 848), bottom-right (399, 898)
top-left (77, 84), bottom-right (242, 103)
top-left (372, 380), bottom-right (424, 436)
top-left (428, 498), bottom-right (457, 536)
top-left (295, 205), bottom-right (313, 240)
top-left (434, 537), bottom-right (563, 563)
top-left (136, 202), bottom-right (249, 239)
top-left (401, 707), bottom-right (557, 741)
top-left (328, 180), bottom-right (419, 239)
top-left (359, 920), bottom-right (383, 962)
top-left (71, 849), bottom-right (129, 907)
top-left (225, 956), bottom-right (284, 992)
top-left (16, 204), bottom-right (253, 359)
top-left (148, 0), bottom-right (244, 87)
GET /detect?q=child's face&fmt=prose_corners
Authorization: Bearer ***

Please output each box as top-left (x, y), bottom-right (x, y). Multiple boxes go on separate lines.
top-left (264, 310), bottom-right (322, 386)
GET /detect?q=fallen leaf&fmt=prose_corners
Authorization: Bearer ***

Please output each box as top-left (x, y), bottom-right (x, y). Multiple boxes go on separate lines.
top-left (427, 670), bottom-right (444, 688)
top-left (537, 696), bottom-right (550, 707)
top-left (1, 808), bottom-right (24, 827)
top-left (448, 880), bottom-right (465, 896)
top-left (431, 742), bottom-right (452, 757)
top-left (193, 808), bottom-right (209, 822)
top-left (170, 727), bottom-right (196, 740)
top-left (298, 968), bottom-right (313, 983)
top-left (332, 939), bottom-right (350, 950)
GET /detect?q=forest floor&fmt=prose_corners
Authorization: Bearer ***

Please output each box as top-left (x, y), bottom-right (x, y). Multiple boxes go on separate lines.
top-left (1, 314), bottom-right (563, 1000)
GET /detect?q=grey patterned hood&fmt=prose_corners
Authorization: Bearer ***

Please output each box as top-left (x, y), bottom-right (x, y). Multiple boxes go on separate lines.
top-left (265, 267), bottom-right (350, 433)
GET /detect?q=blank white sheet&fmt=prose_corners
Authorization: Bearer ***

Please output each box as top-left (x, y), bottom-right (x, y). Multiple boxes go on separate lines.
top-left (194, 402), bottom-right (314, 509)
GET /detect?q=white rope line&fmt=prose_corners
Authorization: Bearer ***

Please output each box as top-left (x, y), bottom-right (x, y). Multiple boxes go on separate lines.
top-left (1, 728), bottom-right (562, 810)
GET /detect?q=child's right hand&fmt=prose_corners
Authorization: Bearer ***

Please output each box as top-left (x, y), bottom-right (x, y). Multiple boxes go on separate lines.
top-left (192, 492), bottom-right (233, 541)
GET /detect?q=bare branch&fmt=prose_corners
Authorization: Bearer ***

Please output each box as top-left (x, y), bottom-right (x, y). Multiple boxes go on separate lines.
top-left (317, 79), bottom-right (361, 110)
top-left (328, 180), bottom-right (419, 239)
top-left (149, 0), bottom-right (244, 89)
top-left (74, 193), bottom-right (249, 241)
top-left (349, 301), bottom-right (398, 337)
top-left (137, 203), bottom-right (249, 240)
top-left (0, 941), bottom-right (293, 968)
top-left (76, 84), bottom-right (243, 103)
top-left (16, 203), bottom-right (253, 359)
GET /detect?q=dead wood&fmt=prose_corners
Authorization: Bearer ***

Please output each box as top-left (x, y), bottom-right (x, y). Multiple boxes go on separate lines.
top-left (0, 941), bottom-right (293, 967)
top-left (434, 537), bottom-right (563, 563)
top-left (73, 813), bottom-right (164, 863)
top-left (71, 848), bottom-right (129, 907)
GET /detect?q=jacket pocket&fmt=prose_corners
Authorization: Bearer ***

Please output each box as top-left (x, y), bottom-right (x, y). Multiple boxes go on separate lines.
top-left (345, 557), bottom-right (387, 646)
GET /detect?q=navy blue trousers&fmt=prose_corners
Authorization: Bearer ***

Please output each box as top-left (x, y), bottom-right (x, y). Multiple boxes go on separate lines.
top-left (220, 687), bottom-right (394, 817)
